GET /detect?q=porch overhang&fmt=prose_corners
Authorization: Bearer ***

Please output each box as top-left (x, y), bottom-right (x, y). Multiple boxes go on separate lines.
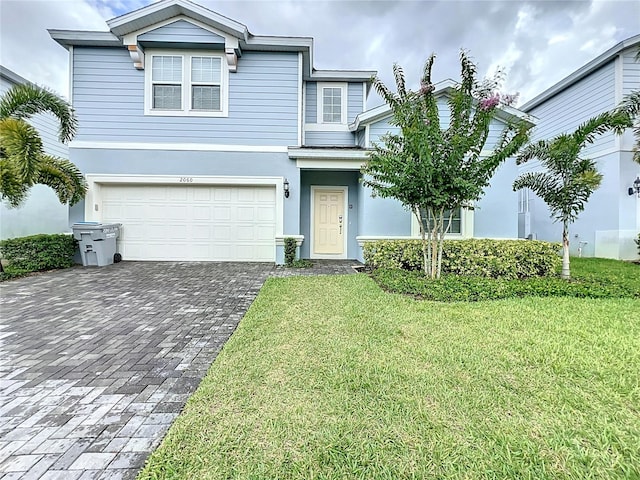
top-left (288, 147), bottom-right (369, 170)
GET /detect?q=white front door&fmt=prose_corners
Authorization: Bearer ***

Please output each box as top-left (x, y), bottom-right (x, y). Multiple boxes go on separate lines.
top-left (312, 187), bottom-right (346, 258)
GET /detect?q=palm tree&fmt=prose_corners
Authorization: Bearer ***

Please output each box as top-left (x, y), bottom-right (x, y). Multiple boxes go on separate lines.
top-left (513, 111), bottom-right (630, 279)
top-left (0, 83), bottom-right (86, 208)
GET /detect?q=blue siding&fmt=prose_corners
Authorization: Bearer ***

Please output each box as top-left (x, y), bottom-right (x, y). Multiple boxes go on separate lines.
top-left (72, 47), bottom-right (299, 145)
top-left (138, 20), bottom-right (225, 45)
top-left (473, 161), bottom-right (519, 238)
top-left (356, 129), bottom-right (366, 147)
top-left (526, 61), bottom-right (616, 157)
top-left (305, 131), bottom-right (355, 147)
top-left (622, 47), bottom-right (640, 96)
top-left (347, 82), bottom-right (363, 122)
top-left (305, 82), bottom-right (317, 123)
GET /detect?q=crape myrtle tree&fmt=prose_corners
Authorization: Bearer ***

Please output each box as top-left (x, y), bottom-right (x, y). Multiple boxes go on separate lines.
top-left (513, 111), bottom-right (631, 280)
top-left (362, 51), bottom-right (532, 278)
top-left (0, 83), bottom-right (86, 208)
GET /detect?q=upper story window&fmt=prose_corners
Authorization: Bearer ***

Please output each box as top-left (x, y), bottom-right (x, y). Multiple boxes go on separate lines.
top-left (145, 51), bottom-right (228, 117)
top-left (317, 82), bottom-right (347, 124)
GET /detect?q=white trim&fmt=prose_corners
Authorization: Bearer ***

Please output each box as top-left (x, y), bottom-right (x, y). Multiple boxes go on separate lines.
top-left (298, 52), bottom-right (303, 146)
top-left (362, 81), bottom-right (367, 111)
top-left (70, 141), bottom-right (288, 153)
top-left (144, 49), bottom-right (229, 117)
top-left (310, 186), bottom-right (348, 259)
top-left (409, 208), bottom-right (474, 239)
top-left (84, 174), bottom-right (285, 240)
top-left (364, 124), bottom-right (370, 148)
top-left (316, 82), bottom-right (347, 125)
top-left (275, 235), bottom-right (304, 246)
top-left (295, 159), bottom-right (364, 170)
top-left (615, 53), bottom-right (624, 152)
top-left (304, 123), bottom-right (351, 132)
top-left (68, 46), bottom-right (74, 103)
top-left (288, 147), bottom-right (369, 160)
top-left (122, 15), bottom-right (232, 46)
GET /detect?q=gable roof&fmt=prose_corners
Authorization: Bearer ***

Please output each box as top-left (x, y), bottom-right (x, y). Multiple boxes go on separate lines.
top-left (48, 0), bottom-right (375, 83)
top-left (521, 33), bottom-right (640, 112)
top-left (350, 79), bottom-right (535, 131)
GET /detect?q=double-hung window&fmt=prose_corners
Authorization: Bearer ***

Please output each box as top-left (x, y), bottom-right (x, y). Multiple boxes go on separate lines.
top-left (146, 52), bottom-right (227, 116)
top-left (317, 83), bottom-right (347, 125)
top-left (151, 55), bottom-right (183, 110)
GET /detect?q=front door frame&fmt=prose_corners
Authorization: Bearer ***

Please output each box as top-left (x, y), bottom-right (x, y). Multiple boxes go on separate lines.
top-left (310, 185), bottom-right (348, 259)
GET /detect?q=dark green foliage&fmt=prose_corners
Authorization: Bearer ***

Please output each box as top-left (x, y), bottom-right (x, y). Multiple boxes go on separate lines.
top-left (1, 83), bottom-right (86, 207)
top-left (362, 51), bottom-right (532, 278)
top-left (0, 233), bottom-right (76, 280)
top-left (636, 233), bottom-right (640, 256)
top-left (372, 258), bottom-right (639, 302)
top-left (284, 237), bottom-right (296, 267)
top-left (363, 239), bottom-right (561, 279)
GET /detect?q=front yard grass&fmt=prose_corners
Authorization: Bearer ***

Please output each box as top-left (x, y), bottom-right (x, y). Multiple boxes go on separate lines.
top-left (139, 274), bottom-right (639, 479)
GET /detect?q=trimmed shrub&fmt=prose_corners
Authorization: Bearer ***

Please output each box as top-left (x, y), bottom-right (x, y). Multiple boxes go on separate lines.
top-left (363, 239), bottom-right (561, 279)
top-left (636, 233), bottom-right (640, 256)
top-left (372, 260), bottom-right (640, 302)
top-left (284, 237), bottom-right (297, 267)
top-left (0, 234), bottom-right (76, 279)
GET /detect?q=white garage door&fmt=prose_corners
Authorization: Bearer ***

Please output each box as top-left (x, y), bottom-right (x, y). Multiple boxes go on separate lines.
top-left (101, 184), bottom-right (276, 261)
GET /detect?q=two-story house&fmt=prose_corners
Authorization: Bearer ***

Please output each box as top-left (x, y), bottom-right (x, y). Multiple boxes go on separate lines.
top-left (0, 66), bottom-right (71, 240)
top-left (519, 34), bottom-right (640, 260)
top-left (50, 0), bottom-right (533, 264)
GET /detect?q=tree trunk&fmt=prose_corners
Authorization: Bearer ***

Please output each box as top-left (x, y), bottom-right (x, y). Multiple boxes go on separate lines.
top-left (415, 207), bottom-right (429, 275)
top-left (561, 221), bottom-right (570, 280)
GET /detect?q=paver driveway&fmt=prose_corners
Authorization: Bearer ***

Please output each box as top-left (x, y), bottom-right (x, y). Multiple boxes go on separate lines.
top-left (0, 262), bottom-right (273, 479)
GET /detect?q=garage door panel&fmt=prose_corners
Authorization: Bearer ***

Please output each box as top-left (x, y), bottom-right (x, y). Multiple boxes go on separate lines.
top-left (100, 184), bottom-right (276, 261)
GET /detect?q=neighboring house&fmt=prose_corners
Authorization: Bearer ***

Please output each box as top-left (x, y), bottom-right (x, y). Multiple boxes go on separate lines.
top-left (49, 0), bottom-right (533, 263)
top-left (519, 34), bottom-right (640, 260)
top-left (0, 66), bottom-right (70, 240)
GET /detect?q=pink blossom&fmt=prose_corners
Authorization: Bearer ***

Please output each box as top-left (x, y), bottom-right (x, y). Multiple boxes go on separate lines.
top-left (479, 94), bottom-right (500, 111)
top-left (419, 81), bottom-right (434, 95)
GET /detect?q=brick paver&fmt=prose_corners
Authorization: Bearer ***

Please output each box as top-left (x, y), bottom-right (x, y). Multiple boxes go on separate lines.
top-left (0, 262), bottom-right (272, 479)
top-left (0, 260), bottom-right (359, 479)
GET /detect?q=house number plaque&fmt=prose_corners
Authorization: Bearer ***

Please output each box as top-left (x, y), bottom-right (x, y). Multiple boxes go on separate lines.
top-left (179, 177), bottom-right (194, 183)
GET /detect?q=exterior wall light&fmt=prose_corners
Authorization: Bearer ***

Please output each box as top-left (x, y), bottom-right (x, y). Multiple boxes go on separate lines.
top-left (283, 178), bottom-right (290, 198)
top-left (629, 176), bottom-right (640, 198)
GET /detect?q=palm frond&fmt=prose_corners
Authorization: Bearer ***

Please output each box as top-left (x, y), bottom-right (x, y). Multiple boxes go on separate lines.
top-left (516, 140), bottom-right (551, 165)
top-left (0, 117), bottom-right (43, 182)
top-left (0, 159), bottom-right (30, 207)
top-left (0, 83), bottom-right (77, 143)
top-left (36, 155), bottom-right (87, 205)
top-left (572, 111), bottom-right (631, 146)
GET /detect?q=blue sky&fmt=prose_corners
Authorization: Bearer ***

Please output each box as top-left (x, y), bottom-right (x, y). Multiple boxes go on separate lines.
top-left (1, 0), bottom-right (639, 108)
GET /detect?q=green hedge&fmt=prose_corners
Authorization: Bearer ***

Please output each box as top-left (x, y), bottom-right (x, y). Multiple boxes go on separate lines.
top-left (363, 239), bottom-right (561, 279)
top-left (0, 233), bottom-right (76, 279)
top-left (372, 258), bottom-right (640, 302)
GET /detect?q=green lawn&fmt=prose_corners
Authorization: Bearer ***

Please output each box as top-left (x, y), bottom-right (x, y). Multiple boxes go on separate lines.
top-left (139, 274), bottom-right (640, 479)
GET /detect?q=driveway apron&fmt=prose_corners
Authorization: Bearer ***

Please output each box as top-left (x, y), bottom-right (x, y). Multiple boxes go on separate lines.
top-left (0, 262), bottom-right (273, 480)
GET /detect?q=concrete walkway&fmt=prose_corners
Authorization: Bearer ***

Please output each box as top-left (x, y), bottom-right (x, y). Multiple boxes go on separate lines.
top-left (0, 260), bottom-right (359, 479)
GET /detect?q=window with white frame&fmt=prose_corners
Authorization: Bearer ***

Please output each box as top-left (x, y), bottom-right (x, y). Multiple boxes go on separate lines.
top-left (411, 207), bottom-right (472, 237)
top-left (419, 208), bottom-right (462, 234)
top-left (317, 83), bottom-right (347, 124)
top-left (146, 51), bottom-right (227, 116)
